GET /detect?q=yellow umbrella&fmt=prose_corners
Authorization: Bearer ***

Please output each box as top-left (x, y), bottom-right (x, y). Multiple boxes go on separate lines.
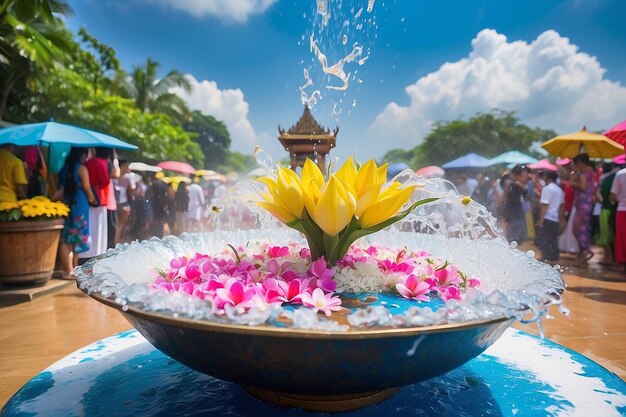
top-left (195, 169), bottom-right (217, 177)
top-left (162, 176), bottom-right (191, 190)
top-left (541, 126), bottom-right (624, 158)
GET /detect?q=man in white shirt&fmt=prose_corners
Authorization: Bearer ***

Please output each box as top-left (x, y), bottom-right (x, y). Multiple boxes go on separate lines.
top-left (610, 167), bottom-right (626, 270)
top-left (537, 171), bottom-right (564, 262)
top-left (187, 179), bottom-right (206, 231)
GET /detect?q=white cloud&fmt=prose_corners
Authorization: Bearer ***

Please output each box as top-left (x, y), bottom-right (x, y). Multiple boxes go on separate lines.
top-left (172, 75), bottom-right (265, 153)
top-left (371, 29), bottom-right (626, 147)
top-left (150, 0), bottom-right (277, 23)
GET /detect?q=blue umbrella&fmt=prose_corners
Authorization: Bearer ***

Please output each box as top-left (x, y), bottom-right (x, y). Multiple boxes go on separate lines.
top-left (0, 121), bottom-right (138, 150)
top-left (387, 162), bottom-right (411, 178)
top-left (441, 153), bottom-right (491, 169)
top-left (487, 150), bottom-right (538, 166)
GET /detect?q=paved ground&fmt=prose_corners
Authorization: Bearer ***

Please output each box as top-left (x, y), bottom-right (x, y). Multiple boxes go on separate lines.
top-left (0, 247), bottom-right (624, 407)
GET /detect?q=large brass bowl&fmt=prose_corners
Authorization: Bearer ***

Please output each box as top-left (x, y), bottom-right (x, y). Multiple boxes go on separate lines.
top-left (77, 231), bottom-right (560, 412)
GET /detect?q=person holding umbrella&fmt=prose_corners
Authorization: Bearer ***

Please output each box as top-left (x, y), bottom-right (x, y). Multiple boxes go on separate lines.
top-left (570, 154), bottom-right (598, 265)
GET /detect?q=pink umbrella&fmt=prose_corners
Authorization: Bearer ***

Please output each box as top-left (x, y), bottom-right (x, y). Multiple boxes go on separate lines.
top-left (416, 165), bottom-right (445, 178)
top-left (157, 161), bottom-right (196, 175)
top-left (556, 158), bottom-right (571, 166)
top-left (613, 154), bottom-right (625, 165)
top-left (528, 159), bottom-right (557, 171)
top-left (604, 119), bottom-right (626, 146)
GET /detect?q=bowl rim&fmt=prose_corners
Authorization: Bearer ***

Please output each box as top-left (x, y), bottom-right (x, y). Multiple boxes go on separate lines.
top-left (81, 286), bottom-right (513, 340)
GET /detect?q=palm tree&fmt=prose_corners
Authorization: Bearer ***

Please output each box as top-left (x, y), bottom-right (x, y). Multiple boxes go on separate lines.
top-left (0, 0), bottom-right (73, 119)
top-left (123, 58), bottom-right (192, 122)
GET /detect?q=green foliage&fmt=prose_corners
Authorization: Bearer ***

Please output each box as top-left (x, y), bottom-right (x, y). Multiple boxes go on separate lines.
top-left (75, 26), bottom-right (121, 94)
top-left (387, 110), bottom-right (557, 168)
top-left (122, 57), bottom-right (192, 122)
top-left (184, 110), bottom-right (231, 168)
top-left (0, 0), bottom-right (74, 118)
top-left (217, 151), bottom-right (256, 173)
top-left (9, 67), bottom-right (203, 164)
top-left (380, 148), bottom-right (415, 165)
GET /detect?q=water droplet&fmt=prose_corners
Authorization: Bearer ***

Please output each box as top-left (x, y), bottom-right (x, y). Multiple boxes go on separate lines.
top-left (342, 34), bottom-right (348, 45)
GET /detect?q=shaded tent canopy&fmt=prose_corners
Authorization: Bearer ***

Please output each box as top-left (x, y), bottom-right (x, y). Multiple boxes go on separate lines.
top-left (488, 150), bottom-right (537, 166)
top-left (442, 153), bottom-right (490, 169)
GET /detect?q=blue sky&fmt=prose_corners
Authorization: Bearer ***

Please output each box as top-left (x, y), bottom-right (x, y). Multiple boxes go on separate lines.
top-left (66, 0), bottom-right (626, 162)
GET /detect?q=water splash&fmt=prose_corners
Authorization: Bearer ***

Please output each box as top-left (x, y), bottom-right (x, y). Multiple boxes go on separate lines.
top-left (316, 0), bottom-right (330, 27)
top-left (310, 34), bottom-right (363, 91)
top-left (300, 0), bottom-right (378, 114)
top-left (299, 68), bottom-right (322, 107)
top-left (367, 0), bottom-right (376, 13)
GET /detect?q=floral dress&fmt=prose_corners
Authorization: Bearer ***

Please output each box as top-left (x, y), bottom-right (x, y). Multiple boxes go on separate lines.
top-left (572, 170), bottom-right (598, 252)
top-left (60, 163), bottom-right (90, 253)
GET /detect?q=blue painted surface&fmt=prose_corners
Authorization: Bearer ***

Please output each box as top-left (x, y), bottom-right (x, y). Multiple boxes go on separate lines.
top-left (2, 329), bottom-right (625, 417)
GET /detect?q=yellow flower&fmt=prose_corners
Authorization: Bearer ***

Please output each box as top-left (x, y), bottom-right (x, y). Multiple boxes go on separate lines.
top-left (359, 182), bottom-right (417, 229)
top-left (257, 166), bottom-right (305, 224)
top-left (0, 202), bottom-right (19, 212)
top-left (1, 196), bottom-right (69, 221)
top-left (461, 196), bottom-right (471, 205)
top-left (308, 175), bottom-right (355, 236)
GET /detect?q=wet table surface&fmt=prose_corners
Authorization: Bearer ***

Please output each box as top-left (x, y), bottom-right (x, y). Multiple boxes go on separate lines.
top-left (1, 328), bottom-right (625, 417)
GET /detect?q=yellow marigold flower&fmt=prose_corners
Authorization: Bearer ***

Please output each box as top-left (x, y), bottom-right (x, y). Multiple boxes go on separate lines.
top-left (461, 196), bottom-right (471, 205)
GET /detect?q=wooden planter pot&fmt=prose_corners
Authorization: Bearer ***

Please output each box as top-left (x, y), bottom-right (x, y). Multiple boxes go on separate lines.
top-left (0, 219), bottom-right (64, 286)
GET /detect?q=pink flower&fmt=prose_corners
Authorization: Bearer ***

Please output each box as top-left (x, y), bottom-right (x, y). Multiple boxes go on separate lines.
top-left (396, 274), bottom-right (431, 302)
top-left (430, 265), bottom-right (463, 287)
top-left (308, 257), bottom-right (336, 292)
top-left (378, 259), bottom-right (414, 275)
top-left (268, 246), bottom-right (290, 258)
top-left (276, 278), bottom-right (310, 304)
top-left (364, 246), bottom-right (378, 256)
top-left (467, 277), bottom-right (480, 288)
top-left (299, 248), bottom-right (311, 258)
top-left (439, 286), bottom-right (461, 302)
top-left (213, 278), bottom-right (258, 314)
top-left (300, 288), bottom-right (342, 317)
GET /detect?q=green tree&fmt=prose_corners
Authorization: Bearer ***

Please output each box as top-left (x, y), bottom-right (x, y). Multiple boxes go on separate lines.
top-left (0, 0), bottom-right (73, 119)
top-left (122, 57), bottom-right (192, 122)
top-left (386, 110), bottom-right (556, 168)
top-left (217, 151), bottom-right (256, 173)
top-left (10, 66), bottom-right (203, 165)
top-left (380, 148), bottom-right (415, 165)
top-left (76, 27), bottom-right (121, 95)
top-left (183, 110), bottom-right (231, 168)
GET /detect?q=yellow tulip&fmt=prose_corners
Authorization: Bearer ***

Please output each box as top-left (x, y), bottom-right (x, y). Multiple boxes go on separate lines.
top-left (354, 160), bottom-right (378, 199)
top-left (309, 175), bottom-right (355, 236)
top-left (256, 167), bottom-right (305, 224)
top-left (257, 201), bottom-right (299, 224)
top-left (359, 184), bottom-right (416, 229)
top-left (302, 158), bottom-right (325, 189)
top-left (334, 156), bottom-right (357, 192)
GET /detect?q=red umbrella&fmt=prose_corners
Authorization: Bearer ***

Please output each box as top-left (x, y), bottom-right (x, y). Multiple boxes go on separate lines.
top-left (416, 165), bottom-right (445, 178)
top-left (528, 159), bottom-right (557, 171)
top-left (157, 161), bottom-right (196, 175)
top-left (604, 119), bottom-right (626, 146)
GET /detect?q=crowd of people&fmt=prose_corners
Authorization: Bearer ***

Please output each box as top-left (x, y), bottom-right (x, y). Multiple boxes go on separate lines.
top-left (0, 144), bottom-right (226, 279)
top-left (450, 153), bottom-right (626, 271)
